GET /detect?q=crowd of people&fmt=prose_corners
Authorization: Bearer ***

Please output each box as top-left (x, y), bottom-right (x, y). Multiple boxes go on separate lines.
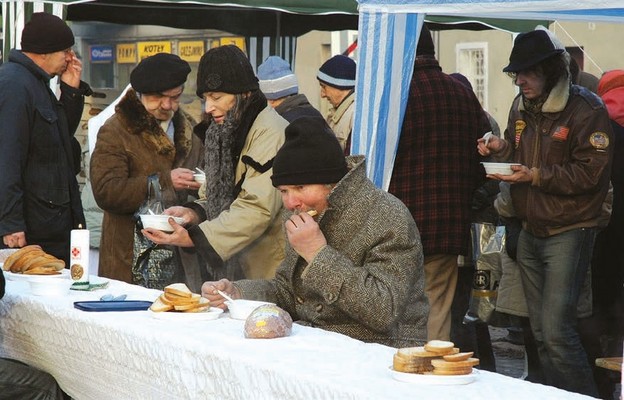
top-left (0, 12), bottom-right (621, 400)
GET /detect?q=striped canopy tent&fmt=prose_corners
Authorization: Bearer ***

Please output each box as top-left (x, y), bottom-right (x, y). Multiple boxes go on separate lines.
top-left (1, 1), bottom-right (91, 61)
top-left (353, 0), bottom-right (624, 190)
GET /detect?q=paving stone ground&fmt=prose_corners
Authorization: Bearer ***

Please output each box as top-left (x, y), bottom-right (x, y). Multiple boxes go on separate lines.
top-left (488, 327), bottom-right (622, 400)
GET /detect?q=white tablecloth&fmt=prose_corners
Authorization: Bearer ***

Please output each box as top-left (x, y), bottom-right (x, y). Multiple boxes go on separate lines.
top-left (0, 276), bottom-right (596, 400)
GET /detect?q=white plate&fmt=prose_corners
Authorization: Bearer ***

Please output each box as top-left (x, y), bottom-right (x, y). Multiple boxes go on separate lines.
top-left (3, 269), bottom-right (70, 282)
top-left (149, 307), bottom-right (224, 321)
top-left (389, 367), bottom-right (477, 385)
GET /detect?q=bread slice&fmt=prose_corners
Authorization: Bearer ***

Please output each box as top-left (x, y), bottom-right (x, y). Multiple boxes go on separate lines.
top-left (397, 346), bottom-right (440, 358)
top-left (23, 266), bottom-right (62, 275)
top-left (3, 245), bottom-right (41, 272)
top-left (164, 283), bottom-right (192, 298)
top-left (429, 367), bottom-right (473, 376)
top-left (150, 296), bottom-right (174, 312)
top-left (24, 254), bottom-right (65, 273)
top-left (181, 297), bottom-right (210, 313)
top-left (424, 340), bottom-right (456, 355)
top-left (443, 351), bottom-right (474, 362)
top-left (431, 357), bottom-right (480, 369)
top-left (173, 295), bottom-right (203, 311)
top-left (164, 292), bottom-right (200, 304)
top-left (393, 353), bottom-right (435, 373)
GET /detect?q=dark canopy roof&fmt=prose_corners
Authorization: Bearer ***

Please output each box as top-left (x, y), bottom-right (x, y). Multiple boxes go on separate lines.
top-left (66, 0), bottom-right (545, 36)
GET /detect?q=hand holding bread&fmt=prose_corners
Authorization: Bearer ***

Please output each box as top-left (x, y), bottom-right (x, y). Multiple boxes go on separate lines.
top-left (2, 245), bottom-right (65, 275)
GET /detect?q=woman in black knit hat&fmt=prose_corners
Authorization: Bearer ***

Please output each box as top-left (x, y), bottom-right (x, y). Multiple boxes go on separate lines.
top-left (143, 45), bottom-right (288, 289)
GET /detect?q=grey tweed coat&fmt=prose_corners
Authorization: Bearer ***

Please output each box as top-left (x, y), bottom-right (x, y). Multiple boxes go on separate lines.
top-left (235, 155), bottom-right (429, 347)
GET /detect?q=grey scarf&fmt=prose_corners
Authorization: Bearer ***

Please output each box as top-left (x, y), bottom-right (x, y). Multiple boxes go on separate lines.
top-left (202, 115), bottom-right (238, 220)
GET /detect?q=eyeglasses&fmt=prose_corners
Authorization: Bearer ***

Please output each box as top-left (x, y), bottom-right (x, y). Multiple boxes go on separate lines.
top-left (507, 66), bottom-right (542, 80)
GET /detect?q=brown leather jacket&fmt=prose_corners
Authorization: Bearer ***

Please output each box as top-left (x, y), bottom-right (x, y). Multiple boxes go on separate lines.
top-left (497, 81), bottom-right (613, 237)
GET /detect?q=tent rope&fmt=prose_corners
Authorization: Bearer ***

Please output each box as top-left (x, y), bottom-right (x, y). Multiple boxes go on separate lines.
top-left (553, 21), bottom-right (603, 75)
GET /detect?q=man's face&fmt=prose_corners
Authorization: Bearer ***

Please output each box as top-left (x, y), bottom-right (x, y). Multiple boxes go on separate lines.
top-left (319, 82), bottom-right (349, 108)
top-left (513, 68), bottom-right (547, 100)
top-left (42, 48), bottom-right (72, 77)
top-left (202, 92), bottom-right (237, 124)
top-left (140, 86), bottom-right (183, 121)
top-left (277, 184), bottom-right (332, 215)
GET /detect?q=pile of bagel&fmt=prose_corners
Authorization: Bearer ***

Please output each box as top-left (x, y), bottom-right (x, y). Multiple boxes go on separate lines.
top-left (2, 245), bottom-right (65, 275)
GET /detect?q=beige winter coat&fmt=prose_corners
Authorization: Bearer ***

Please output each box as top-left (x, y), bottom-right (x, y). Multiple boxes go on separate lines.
top-left (326, 91), bottom-right (354, 151)
top-left (188, 106), bottom-right (287, 282)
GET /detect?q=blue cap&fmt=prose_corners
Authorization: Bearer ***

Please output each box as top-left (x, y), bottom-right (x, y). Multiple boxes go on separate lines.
top-left (257, 56), bottom-right (299, 100)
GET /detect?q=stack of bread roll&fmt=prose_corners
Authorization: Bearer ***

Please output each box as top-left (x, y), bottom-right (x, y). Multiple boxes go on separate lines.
top-left (2, 245), bottom-right (65, 275)
top-left (393, 340), bottom-right (479, 376)
top-left (149, 283), bottom-right (210, 313)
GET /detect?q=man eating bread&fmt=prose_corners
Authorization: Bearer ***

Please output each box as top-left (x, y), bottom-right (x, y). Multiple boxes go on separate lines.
top-left (201, 116), bottom-right (430, 347)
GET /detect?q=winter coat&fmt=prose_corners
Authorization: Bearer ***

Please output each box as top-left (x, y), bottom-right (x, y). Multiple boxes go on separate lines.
top-left (90, 89), bottom-right (203, 283)
top-left (188, 106), bottom-right (287, 282)
top-left (496, 80), bottom-right (613, 238)
top-left (235, 156), bottom-right (429, 347)
top-left (274, 93), bottom-right (323, 123)
top-left (494, 182), bottom-right (592, 318)
top-left (389, 55), bottom-right (490, 257)
top-left (0, 49), bottom-right (90, 265)
top-left (326, 91), bottom-right (354, 151)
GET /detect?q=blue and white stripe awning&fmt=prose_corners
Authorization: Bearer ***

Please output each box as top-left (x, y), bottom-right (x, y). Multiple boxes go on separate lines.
top-left (353, 0), bottom-right (624, 190)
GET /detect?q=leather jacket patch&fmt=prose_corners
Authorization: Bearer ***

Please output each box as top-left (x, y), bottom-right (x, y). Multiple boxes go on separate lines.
top-left (552, 126), bottom-right (569, 141)
top-left (514, 120), bottom-right (525, 148)
top-left (589, 131), bottom-right (610, 151)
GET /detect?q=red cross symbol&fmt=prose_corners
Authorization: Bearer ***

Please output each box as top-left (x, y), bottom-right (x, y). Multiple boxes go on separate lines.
top-left (71, 246), bottom-right (81, 259)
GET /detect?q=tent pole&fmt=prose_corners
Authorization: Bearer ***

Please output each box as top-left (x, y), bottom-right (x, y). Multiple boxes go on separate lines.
top-left (275, 12), bottom-right (281, 54)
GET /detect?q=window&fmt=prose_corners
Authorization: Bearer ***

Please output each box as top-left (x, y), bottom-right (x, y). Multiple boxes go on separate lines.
top-left (456, 42), bottom-right (488, 110)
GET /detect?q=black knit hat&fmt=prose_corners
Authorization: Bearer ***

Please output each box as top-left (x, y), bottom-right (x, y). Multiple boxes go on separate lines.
top-left (21, 12), bottom-right (74, 54)
top-left (271, 117), bottom-right (348, 187)
top-left (416, 25), bottom-right (435, 56)
top-left (317, 55), bottom-right (356, 90)
top-left (503, 30), bottom-right (564, 73)
top-left (130, 53), bottom-right (191, 93)
top-left (196, 45), bottom-right (258, 97)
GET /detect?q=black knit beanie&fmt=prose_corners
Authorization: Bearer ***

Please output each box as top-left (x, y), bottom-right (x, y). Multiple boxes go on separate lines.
top-left (416, 25), bottom-right (435, 57)
top-left (196, 45), bottom-right (259, 97)
top-left (317, 55), bottom-right (356, 90)
top-left (271, 117), bottom-right (348, 187)
top-left (21, 13), bottom-right (75, 54)
top-left (130, 53), bottom-right (191, 93)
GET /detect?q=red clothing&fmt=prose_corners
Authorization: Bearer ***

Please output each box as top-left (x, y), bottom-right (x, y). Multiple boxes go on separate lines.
top-left (388, 56), bottom-right (489, 256)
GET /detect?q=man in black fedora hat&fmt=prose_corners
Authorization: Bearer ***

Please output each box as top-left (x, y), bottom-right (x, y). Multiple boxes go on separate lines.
top-left (477, 27), bottom-right (613, 397)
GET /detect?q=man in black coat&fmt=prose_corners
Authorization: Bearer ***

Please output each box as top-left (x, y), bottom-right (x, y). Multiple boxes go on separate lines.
top-left (0, 13), bottom-right (92, 265)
